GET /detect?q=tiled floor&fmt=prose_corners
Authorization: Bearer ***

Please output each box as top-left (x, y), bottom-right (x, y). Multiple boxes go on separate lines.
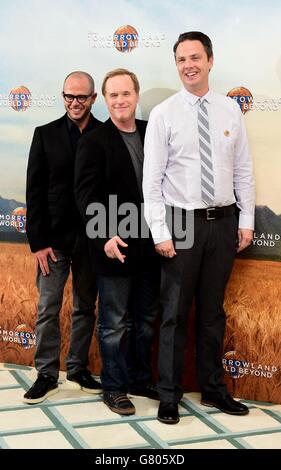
top-left (1, 363), bottom-right (281, 450)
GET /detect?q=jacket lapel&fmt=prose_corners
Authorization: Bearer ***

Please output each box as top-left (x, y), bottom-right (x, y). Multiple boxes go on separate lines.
top-left (136, 119), bottom-right (146, 147)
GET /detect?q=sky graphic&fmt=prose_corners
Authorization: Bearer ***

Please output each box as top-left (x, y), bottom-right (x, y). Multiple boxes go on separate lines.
top-left (0, 0), bottom-right (280, 211)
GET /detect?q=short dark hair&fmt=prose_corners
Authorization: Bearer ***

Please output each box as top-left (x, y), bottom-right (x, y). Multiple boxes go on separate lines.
top-left (102, 68), bottom-right (140, 96)
top-left (173, 31), bottom-right (213, 60)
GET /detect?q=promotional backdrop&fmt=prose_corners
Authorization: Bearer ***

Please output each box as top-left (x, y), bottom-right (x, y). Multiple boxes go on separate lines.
top-left (0, 0), bottom-right (281, 403)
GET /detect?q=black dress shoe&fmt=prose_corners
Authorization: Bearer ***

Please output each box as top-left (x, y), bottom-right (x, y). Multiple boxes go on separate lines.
top-left (66, 369), bottom-right (102, 394)
top-left (157, 402), bottom-right (179, 424)
top-left (128, 383), bottom-right (159, 401)
top-left (201, 393), bottom-right (249, 415)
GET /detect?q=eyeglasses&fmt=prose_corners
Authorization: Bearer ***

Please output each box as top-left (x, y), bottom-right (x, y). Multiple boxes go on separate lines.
top-left (62, 92), bottom-right (93, 104)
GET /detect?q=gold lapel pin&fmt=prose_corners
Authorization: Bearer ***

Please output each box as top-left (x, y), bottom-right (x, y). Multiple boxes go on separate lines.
top-left (224, 130), bottom-right (230, 137)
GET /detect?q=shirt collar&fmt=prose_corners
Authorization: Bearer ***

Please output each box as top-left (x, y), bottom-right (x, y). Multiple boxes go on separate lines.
top-left (66, 113), bottom-right (94, 133)
top-left (180, 87), bottom-right (214, 105)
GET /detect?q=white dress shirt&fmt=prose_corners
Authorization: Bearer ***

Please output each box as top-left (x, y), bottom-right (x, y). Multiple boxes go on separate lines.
top-left (143, 87), bottom-right (255, 244)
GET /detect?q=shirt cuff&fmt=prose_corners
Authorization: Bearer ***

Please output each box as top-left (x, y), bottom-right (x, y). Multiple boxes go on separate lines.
top-left (151, 224), bottom-right (172, 245)
top-left (238, 212), bottom-right (255, 230)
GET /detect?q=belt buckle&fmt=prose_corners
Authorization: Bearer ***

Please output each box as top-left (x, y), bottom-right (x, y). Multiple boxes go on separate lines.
top-left (206, 207), bottom-right (216, 220)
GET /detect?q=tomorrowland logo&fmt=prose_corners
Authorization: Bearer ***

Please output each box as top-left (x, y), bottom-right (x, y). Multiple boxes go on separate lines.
top-left (15, 324), bottom-right (36, 349)
top-left (0, 88), bottom-right (55, 109)
top-left (223, 350), bottom-right (246, 378)
top-left (227, 87), bottom-right (253, 114)
top-left (113, 25), bottom-right (138, 53)
top-left (9, 86), bottom-right (32, 111)
top-left (88, 26), bottom-right (165, 51)
top-left (223, 350), bottom-right (278, 379)
top-left (11, 207), bottom-right (26, 233)
top-left (0, 324), bottom-right (36, 349)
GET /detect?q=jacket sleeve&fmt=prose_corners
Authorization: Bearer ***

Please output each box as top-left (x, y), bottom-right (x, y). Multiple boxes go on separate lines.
top-left (26, 127), bottom-right (50, 252)
top-left (74, 133), bottom-right (108, 251)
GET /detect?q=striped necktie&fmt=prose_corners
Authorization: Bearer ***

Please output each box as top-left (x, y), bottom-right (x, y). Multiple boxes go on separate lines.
top-left (198, 98), bottom-right (215, 206)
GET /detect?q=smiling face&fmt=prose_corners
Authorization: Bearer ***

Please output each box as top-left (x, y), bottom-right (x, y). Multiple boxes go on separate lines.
top-left (104, 74), bottom-right (139, 130)
top-left (175, 39), bottom-right (213, 96)
top-left (63, 74), bottom-right (96, 127)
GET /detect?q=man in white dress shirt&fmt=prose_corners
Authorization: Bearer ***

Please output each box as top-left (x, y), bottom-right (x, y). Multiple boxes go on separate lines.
top-left (143, 31), bottom-right (255, 424)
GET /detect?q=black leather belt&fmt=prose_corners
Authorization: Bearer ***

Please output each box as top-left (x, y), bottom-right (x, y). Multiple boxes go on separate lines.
top-left (194, 204), bottom-right (236, 220)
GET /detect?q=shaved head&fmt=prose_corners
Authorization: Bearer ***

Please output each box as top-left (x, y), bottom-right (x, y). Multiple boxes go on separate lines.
top-left (64, 71), bottom-right (95, 93)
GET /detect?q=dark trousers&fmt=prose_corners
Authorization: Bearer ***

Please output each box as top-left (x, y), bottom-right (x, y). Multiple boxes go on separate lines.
top-left (158, 214), bottom-right (237, 403)
top-left (97, 269), bottom-right (160, 392)
top-left (35, 235), bottom-right (97, 380)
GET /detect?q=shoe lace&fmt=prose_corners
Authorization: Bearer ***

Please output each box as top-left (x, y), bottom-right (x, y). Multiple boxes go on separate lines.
top-left (110, 393), bottom-right (130, 404)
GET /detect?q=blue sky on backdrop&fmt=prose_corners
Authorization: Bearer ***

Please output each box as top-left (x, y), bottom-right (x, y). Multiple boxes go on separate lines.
top-left (0, 0), bottom-right (280, 208)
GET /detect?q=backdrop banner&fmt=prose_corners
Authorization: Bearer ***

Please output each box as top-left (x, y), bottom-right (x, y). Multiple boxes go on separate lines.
top-left (0, 0), bottom-right (280, 403)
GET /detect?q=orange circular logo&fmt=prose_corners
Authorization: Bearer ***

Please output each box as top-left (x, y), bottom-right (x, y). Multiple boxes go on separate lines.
top-left (223, 350), bottom-right (246, 378)
top-left (227, 87), bottom-right (253, 114)
top-left (113, 25), bottom-right (138, 53)
top-left (11, 207), bottom-right (26, 233)
top-left (10, 86), bottom-right (31, 111)
top-left (15, 324), bottom-right (36, 349)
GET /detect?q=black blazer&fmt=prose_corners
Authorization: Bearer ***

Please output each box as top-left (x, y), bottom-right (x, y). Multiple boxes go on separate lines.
top-left (26, 114), bottom-right (102, 253)
top-left (75, 118), bottom-right (159, 276)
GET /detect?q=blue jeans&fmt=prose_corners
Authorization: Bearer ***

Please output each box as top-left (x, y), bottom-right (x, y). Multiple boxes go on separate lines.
top-left (97, 270), bottom-right (160, 392)
top-left (35, 235), bottom-right (97, 379)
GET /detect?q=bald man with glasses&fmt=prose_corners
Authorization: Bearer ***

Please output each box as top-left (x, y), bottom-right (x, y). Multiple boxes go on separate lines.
top-left (24, 71), bottom-right (102, 404)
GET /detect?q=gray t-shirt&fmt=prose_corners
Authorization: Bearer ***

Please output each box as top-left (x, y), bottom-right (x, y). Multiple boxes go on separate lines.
top-left (120, 129), bottom-right (144, 197)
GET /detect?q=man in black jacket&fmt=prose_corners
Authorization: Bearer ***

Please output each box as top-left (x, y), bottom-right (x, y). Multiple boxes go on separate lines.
top-left (24, 71), bottom-right (102, 404)
top-left (75, 69), bottom-right (160, 415)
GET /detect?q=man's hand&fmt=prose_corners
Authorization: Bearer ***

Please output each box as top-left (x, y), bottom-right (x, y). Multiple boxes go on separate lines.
top-left (104, 236), bottom-right (128, 263)
top-left (35, 247), bottom-right (57, 276)
top-left (155, 240), bottom-right (177, 258)
top-left (237, 229), bottom-right (253, 253)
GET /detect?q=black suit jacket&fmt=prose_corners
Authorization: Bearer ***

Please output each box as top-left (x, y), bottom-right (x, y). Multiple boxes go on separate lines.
top-left (75, 118), bottom-right (159, 275)
top-left (26, 113), bottom-right (102, 253)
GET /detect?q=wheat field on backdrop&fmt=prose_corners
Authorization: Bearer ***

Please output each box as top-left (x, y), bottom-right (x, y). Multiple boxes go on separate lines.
top-left (0, 242), bottom-right (280, 403)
